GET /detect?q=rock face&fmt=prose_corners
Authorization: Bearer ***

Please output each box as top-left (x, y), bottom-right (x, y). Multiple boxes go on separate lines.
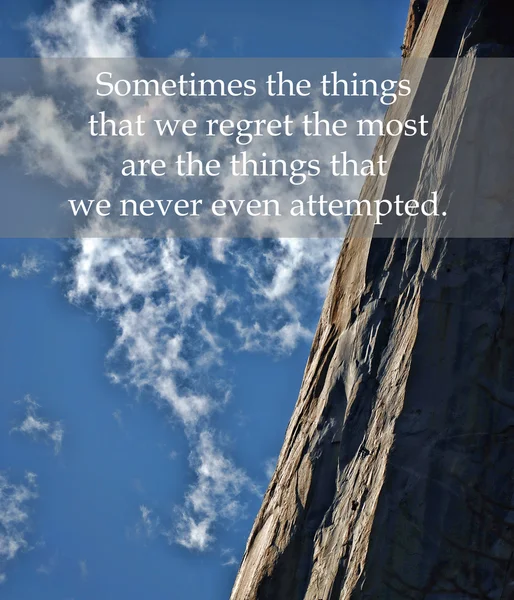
top-left (231, 2), bottom-right (514, 599)
top-left (402, 0), bottom-right (428, 56)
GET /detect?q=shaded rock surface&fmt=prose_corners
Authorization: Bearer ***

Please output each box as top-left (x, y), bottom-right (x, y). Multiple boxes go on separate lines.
top-left (231, 1), bottom-right (514, 599)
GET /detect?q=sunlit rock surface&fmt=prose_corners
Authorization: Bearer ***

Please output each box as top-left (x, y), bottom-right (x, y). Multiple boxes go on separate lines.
top-left (231, 1), bottom-right (514, 598)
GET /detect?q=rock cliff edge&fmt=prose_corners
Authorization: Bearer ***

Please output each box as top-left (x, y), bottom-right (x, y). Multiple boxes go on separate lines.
top-left (231, 2), bottom-right (514, 598)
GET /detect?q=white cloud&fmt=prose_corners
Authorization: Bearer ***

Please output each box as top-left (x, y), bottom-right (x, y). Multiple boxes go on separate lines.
top-left (65, 237), bottom-right (335, 548)
top-left (0, 1), bottom-right (147, 190)
top-left (263, 238), bottom-right (341, 299)
top-left (171, 48), bottom-right (191, 59)
top-left (1, 254), bottom-right (43, 279)
top-left (221, 548), bottom-right (239, 567)
top-left (174, 431), bottom-right (254, 551)
top-left (196, 33), bottom-right (209, 49)
top-left (66, 238), bottom-right (255, 548)
top-left (174, 516), bottom-right (212, 552)
top-left (221, 238), bottom-right (341, 353)
top-left (12, 395), bottom-right (64, 455)
top-left (65, 240), bottom-right (338, 551)
top-left (2, 0), bottom-right (375, 240)
top-left (0, 124), bottom-right (20, 155)
top-left (29, 0), bottom-right (146, 59)
top-left (68, 238), bottom-right (213, 427)
top-left (231, 315), bottom-right (312, 354)
top-left (112, 409), bottom-right (123, 427)
top-left (20, 0), bottom-right (346, 554)
top-left (0, 95), bottom-right (92, 184)
top-left (137, 505), bottom-right (160, 539)
top-left (0, 472), bottom-right (38, 582)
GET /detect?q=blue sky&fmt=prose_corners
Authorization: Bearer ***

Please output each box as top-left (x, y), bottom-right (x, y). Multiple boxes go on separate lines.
top-left (0, 2), bottom-right (409, 599)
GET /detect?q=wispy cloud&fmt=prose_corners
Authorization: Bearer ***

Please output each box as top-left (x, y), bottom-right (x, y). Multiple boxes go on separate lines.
top-left (29, 0), bottom-right (147, 59)
top-left (137, 505), bottom-right (160, 539)
top-left (0, 472), bottom-right (38, 582)
top-left (174, 431), bottom-right (254, 551)
top-left (171, 48), bottom-right (191, 58)
top-left (12, 395), bottom-right (64, 455)
top-left (65, 236), bottom-right (334, 549)
top-left (196, 33), bottom-right (209, 49)
top-left (1, 254), bottom-right (43, 279)
top-left (68, 238), bottom-right (213, 427)
top-left (170, 32), bottom-right (210, 58)
top-left (0, 123), bottom-right (20, 155)
top-left (221, 238), bottom-right (341, 353)
top-left (67, 238), bottom-right (261, 550)
top-left (22, 0), bottom-right (343, 553)
top-left (221, 548), bottom-right (239, 567)
top-left (112, 409), bottom-right (123, 428)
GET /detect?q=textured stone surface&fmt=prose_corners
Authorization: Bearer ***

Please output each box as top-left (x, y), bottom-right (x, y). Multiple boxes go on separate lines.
top-left (231, 2), bottom-right (514, 599)
top-left (402, 0), bottom-right (428, 56)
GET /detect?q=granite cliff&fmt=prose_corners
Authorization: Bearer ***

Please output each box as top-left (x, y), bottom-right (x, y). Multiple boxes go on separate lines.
top-left (231, 1), bottom-right (514, 598)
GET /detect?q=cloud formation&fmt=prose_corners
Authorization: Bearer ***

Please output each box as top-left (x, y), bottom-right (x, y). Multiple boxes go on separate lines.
top-left (137, 505), bottom-right (160, 539)
top-left (0, 472), bottom-right (38, 583)
top-left (12, 395), bottom-right (64, 455)
top-left (175, 431), bottom-right (253, 551)
top-left (29, 0), bottom-right (146, 59)
top-left (67, 238), bottom-right (263, 548)
top-left (1, 254), bottom-right (43, 279)
top-left (21, 0), bottom-right (344, 551)
top-left (0, 0), bottom-right (378, 240)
